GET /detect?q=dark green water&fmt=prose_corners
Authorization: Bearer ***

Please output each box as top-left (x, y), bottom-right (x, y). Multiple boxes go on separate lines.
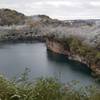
top-left (0, 43), bottom-right (97, 85)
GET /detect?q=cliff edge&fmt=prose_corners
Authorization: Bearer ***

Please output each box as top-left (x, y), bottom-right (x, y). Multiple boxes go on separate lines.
top-left (46, 35), bottom-right (100, 78)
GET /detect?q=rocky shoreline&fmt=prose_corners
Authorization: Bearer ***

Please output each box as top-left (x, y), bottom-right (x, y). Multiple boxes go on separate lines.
top-left (46, 37), bottom-right (100, 78)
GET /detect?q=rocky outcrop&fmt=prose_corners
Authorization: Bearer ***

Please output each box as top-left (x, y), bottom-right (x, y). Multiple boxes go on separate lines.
top-left (46, 38), bottom-right (100, 77)
top-left (46, 39), bottom-right (88, 65)
top-left (46, 39), bottom-right (69, 55)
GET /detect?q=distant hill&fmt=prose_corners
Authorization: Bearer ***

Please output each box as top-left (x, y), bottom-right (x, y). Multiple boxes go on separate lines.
top-left (0, 9), bottom-right (26, 26)
top-left (0, 9), bottom-right (100, 48)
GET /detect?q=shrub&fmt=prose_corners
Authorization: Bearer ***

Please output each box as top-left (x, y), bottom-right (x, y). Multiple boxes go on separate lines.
top-left (32, 78), bottom-right (62, 100)
top-left (0, 75), bottom-right (17, 99)
top-left (0, 73), bottom-right (100, 100)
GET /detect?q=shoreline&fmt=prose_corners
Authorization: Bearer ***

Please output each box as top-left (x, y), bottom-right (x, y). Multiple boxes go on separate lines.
top-left (46, 37), bottom-right (100, 78)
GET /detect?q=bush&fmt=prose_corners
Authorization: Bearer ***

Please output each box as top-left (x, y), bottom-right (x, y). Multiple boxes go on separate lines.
top-left (32, 78), bottom-right (62, 100)
top-left (0, 9), bottom-right (25, 26)
top-left (0, 75), bottom-right (17, 99)
top-left (0, 74), bottom-right (100, 100)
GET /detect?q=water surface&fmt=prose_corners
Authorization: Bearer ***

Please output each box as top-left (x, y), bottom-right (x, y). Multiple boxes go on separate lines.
top-left (0, 43), bottom-right (97, 85)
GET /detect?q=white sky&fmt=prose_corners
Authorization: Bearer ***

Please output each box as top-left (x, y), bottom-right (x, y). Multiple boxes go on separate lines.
top-left (0, 0), bottom-right (100, 20)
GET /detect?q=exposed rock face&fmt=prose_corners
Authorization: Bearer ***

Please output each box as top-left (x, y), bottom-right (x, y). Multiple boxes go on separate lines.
top-left (46, 39), bottom-right (88, 64)
top-left (46, 39), bottom-right (69, 55)
top-left (46, 38), bottom-right (100, 77)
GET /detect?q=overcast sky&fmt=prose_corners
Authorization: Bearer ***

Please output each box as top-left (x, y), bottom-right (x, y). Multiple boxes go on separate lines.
top-left (0, 0), bottom-right (100, 20)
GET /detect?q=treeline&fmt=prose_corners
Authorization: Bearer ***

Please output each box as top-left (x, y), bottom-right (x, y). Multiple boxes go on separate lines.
top-left (0, 9), bottom-right (26, 26)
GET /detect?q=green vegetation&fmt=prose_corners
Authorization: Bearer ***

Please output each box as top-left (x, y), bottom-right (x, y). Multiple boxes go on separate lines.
top-left (65, 36), bottom-right (100, 66)
top-left (0, 9), bottom-right (25, 26)
top-left (0, 71), bottom-right (100, 100)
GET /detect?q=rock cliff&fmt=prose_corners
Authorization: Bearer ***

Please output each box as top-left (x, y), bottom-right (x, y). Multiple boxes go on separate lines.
top-left (46, 37), bottom-right (100, 78)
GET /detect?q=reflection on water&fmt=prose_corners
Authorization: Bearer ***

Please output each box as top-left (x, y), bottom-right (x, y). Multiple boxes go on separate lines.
top-left (47, 50), bottom-right (91, 76)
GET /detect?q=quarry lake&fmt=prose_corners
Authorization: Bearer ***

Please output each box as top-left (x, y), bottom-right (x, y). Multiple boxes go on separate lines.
top-left (0, 42), bottom-right (98, 85)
